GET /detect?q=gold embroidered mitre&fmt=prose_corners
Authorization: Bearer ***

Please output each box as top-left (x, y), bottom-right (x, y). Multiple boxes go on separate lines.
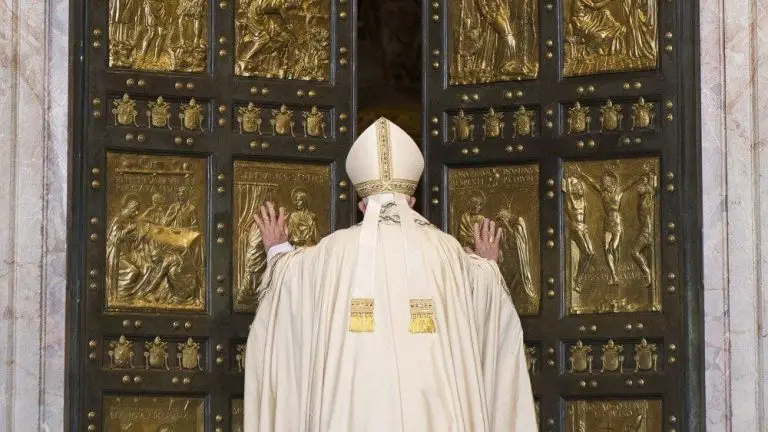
top-left (346, 117), bottom-right (425, 198)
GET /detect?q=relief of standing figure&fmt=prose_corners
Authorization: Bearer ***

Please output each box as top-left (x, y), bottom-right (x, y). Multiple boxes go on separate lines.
top-left (631, 163), bottom-right (658, 286)
top-left (572, 165), bottom-right (643, 286)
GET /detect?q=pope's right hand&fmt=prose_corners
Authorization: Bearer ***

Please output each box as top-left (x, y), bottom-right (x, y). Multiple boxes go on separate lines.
top-left (253, 201), bottom-right (290, 250)
top-left (464, 218), bottom-right (502, 262)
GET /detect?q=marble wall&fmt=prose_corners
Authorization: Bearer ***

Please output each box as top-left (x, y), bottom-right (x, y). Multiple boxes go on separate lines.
top-left (701, 0), bottom-right (768, 430)
top-left (0, 0), bottom-right (762, 430)
top-left (0, 0), bottom-right (69, 430)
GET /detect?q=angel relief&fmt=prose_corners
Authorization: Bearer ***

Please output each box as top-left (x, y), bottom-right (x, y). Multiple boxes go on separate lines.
top-left (105, 154), bottom-right (206, 311)
top-left (235, 0), bottom-right (330, 81)
top-left (449, 166), bottom-right (540, 315)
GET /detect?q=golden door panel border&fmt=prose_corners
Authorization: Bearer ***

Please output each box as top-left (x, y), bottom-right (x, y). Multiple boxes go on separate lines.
top-left (108, 0), bottom-right (209, 73)
top-left (232, 160), bottom-right (332, 313)
top-left (105, 153), bottom-right (207, 312)
top-left (232, 398), bottom-right (244, 431)
top-left (103, 395), bottom-right (206, 431)
top-left (447, 0), bottom-right (539, 85)
top-left (234, 0), bottom-right (331, 81)
top-left (565, 399), bottom-right (663, 432)
top-left (562, 157), bottom-right (661, 315)
top-left (562, 0), bottom-right (659, 77)
top-left (447, 164), bottom-right (541, 315)
top-left (448, 0), bottom-right (539, 85)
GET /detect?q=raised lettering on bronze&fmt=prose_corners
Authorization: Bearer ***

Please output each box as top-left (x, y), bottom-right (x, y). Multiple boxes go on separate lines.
top-left (448, 165), bottom-right (541, 315)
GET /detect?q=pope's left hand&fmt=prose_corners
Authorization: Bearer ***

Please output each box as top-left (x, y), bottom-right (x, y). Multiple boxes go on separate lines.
top-left (253, 202), bottom-right (290, 250)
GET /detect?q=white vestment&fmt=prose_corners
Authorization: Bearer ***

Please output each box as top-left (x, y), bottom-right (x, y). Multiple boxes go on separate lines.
top-left (244, 202), bottom-right (537, 431)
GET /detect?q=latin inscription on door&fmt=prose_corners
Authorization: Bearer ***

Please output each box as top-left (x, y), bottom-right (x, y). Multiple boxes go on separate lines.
top-left (565, 399), bottom-right (662, 431)
top-left (103, 395), bottom-right (206, 431)
top-left (447, 164), bottom-right (541, 315)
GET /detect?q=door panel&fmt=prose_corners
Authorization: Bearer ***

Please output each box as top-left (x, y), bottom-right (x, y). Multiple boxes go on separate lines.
top-left (424, 0), bottom-right (699, 429)
top-left (71, 0), bottom-right (356, 430)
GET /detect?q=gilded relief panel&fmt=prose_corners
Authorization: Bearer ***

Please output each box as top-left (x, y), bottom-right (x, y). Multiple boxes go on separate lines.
top-left (103, 395), bottom-right (206, 431)
top-left (105, 153), bottom-right (206, 312)
top-left (565, 399), bottom-right (662, 432)
top-left (233, 161), bottom-right (331, 312)
top-left (562, 157), bottom-right (660, 314)
top-left (448, 165), bottom-right (540, 315)
top-left (562, 0), bottom-right (658, 77)
top-left (234, 0), bottom-right (330, 81)
top-left (448, 0), bottom-right (539, 85)
top-left (109, 0), bottom-right (208, 73)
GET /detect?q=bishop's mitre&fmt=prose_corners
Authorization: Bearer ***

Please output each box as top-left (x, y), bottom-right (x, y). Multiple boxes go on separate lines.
top-left (346, 117), bottom-right (425, 198)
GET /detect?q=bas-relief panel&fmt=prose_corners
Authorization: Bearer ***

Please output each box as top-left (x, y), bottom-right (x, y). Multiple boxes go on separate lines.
top-left (234, 0), bottom-right (330, 81)
top-left (565, 399), bottom-right (662, 431)
top-left (562, 157), bottom-right (660, 315)
top-left (562, 0), bottom-right (658, 77)
top-left (448, 0), bottom-right (539, 85)
top-left (448, 165), bottom-right (541, 315)
top-left (105, 153), bottom-right (207, 312)
top-left (232, 161), bottom-right (331, 312)
top-left (108, 0), bottom-right (208, 72)
top-left (103, 395), bottom-right (205, 431)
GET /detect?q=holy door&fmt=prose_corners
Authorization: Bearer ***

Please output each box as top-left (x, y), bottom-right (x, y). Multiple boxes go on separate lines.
top-left (69, 0), bottom-right (701, 430)
top-left (422, 0), bottom-right (702, 430)
top-left (69, 0), bottom-right (356, 430)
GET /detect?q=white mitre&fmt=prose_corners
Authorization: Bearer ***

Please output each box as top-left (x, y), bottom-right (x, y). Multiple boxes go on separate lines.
top-left (346, 117), bottom-right (424, 198)
top-left (345, 118), bottom-right (430, 333)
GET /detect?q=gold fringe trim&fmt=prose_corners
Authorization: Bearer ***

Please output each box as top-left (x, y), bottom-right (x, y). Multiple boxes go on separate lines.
top-left (409, 298), bottom-right (436, 334)
top-left (349, 298), bottom-right (375, 333)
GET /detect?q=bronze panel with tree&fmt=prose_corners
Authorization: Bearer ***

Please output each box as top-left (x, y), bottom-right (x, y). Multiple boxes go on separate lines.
top-left (447, 164), bottom-right (541, 315)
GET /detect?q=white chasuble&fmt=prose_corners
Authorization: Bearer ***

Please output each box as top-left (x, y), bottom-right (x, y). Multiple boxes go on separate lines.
top-left (243, 205), bottom-right (537, 432)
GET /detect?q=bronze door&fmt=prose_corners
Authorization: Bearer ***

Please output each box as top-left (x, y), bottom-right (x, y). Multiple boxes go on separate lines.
top-left (423, 0), bottom-right (702, 430)
top-left (68, 0), bottom-right (356, 430)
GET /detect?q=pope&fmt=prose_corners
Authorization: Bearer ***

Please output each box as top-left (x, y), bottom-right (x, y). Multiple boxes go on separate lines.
top-left (244, 118), bottom-right (536, 431)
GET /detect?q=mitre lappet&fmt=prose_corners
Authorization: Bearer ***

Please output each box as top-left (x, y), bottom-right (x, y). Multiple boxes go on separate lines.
top-left (346, 117), bottom-right (433, 333)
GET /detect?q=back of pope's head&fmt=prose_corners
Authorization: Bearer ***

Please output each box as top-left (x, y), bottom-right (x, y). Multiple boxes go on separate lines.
top-left (345, 117), bottom-right (424, 200)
